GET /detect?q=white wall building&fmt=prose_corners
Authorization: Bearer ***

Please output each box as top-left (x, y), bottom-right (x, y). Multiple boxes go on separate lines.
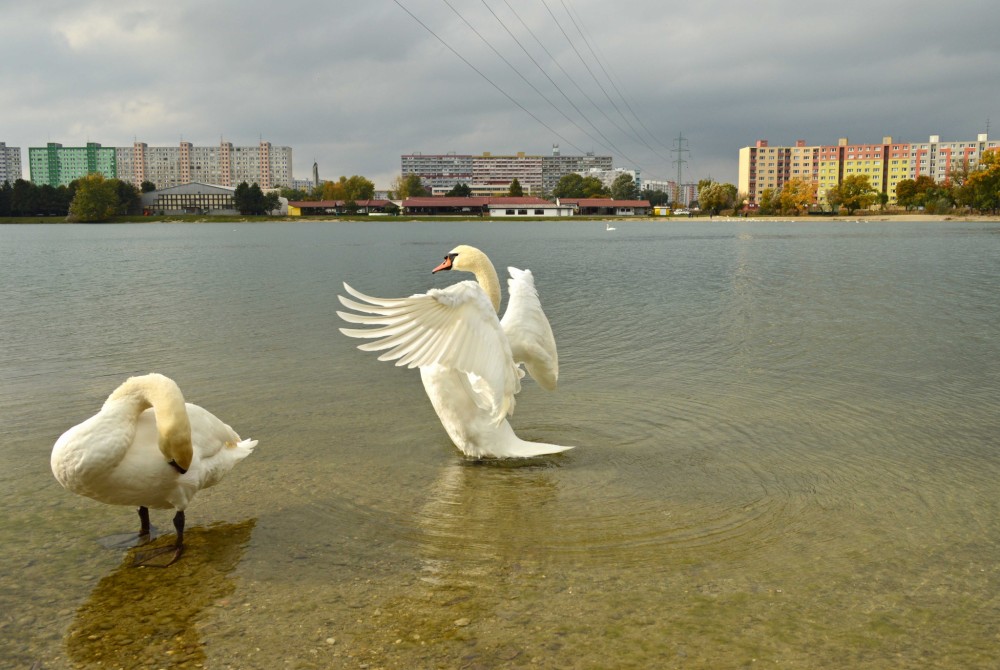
top-left (579, 167), bottom-right (642, 192)
top-left (0, 142), bottom-right (22, 185)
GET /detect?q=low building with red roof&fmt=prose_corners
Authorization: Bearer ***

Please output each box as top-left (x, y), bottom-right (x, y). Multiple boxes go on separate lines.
top-left (557, 198), bottom-right (651, 216)
top-left (403, 196), bottom-right (573, 217)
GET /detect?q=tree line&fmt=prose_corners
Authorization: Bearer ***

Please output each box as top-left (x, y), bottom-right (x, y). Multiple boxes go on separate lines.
top-left (0, 176), bottom-right (143, 219)
top-left (278, 171), bottom-right (671, 206)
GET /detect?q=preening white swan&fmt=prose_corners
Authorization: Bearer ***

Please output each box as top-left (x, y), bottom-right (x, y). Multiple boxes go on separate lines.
top-left (51, 373), bottom-right (257, 566)
top-left (338, 245), bottom-right (573, 459)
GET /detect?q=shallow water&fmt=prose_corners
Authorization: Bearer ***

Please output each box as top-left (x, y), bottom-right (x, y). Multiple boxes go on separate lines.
top-left (1, 220), bottom-right (999, 668)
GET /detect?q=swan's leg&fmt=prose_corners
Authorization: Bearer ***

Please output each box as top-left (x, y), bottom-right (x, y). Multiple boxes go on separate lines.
top-left (96, 506), bottom-right (157, 550)
top-left (132, 511), bottom-right (185, 568)
top-left (138, 506), bottom-right (151, 541)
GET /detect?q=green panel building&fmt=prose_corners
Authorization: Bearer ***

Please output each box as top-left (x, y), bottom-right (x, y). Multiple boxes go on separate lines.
top-left (28, 142), bottom-right (118, 187)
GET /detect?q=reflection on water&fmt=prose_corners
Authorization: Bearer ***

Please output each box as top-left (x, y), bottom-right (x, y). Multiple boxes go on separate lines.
top-left (65, 519), bottom-right (255, 668)
top-left (417, 461), bottom-right (563, 584)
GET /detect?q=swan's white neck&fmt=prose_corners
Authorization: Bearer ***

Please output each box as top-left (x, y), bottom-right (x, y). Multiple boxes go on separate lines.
top-left (453, 246), bottom-right (501, 312)
top-left (105, 373), bottom-right (192, 467)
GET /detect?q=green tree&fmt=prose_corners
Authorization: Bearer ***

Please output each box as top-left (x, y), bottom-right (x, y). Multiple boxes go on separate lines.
top-left (698, 181), bottom-right (738, 215)
top-left (234, 181), bottom-right (270, 215)
top-left (114, 179), bottom-right (142, 215)
top-left (581, 176), bottom-right (609, 198)
top-left (508, 178), bottom-right (524, 197)
top-left (640, 188), bottom-right (670, 207)
top-left (446, 183), bottom-right (472, 197)
top-left (264, 192), bottom-right (281, 214)
top-left (0, 180), bottom-right (11, 216)
top-left (67, 173), bottom-right (118, 222)
top-left (280, 187), bottom-right (311, 202)
top-left (610, 173), bottom-right (637, 200)
top-left (140, 180), bottom-right (157, 193)
top-left (758, 187), bottom-right (779, 215)
top-left (553, 173), bottom-right (584, 198)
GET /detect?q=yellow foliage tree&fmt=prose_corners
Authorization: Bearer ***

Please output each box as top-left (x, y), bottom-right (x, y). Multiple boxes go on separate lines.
top-left (778, 178), bottom-right (817, 215)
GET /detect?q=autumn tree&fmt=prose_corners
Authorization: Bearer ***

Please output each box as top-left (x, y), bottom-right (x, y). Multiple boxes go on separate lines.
top-left (777, 178), bottom-right (817, 215)
top-left (391, 174), bottom-right (429, 199)
top-left (67, 173), bottom-right (118, 222)
top-left (320, 175), bottom-right (375, 202)
top-left (826, 174), bottom-right (877, 214)
top-left (955, 149), bottom-right (1000, 213)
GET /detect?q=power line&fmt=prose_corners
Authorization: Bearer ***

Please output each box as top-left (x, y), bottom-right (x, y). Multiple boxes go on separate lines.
top-left (479, 0), bottom-right (635, 164)
top-left (440, 0), bottom-right (594, 155)
top-left (554, 0), bottom-right (670, 164)
top-left (560, 0), bottom-right (671, 154)
top-left (390, 0), bottom-right (586, 155)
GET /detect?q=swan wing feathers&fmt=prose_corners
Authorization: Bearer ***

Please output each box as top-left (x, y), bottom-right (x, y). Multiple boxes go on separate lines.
top-left (500, 267), bottom-right (559, 391)
top-left (338, 281), bottom-right (521, 421)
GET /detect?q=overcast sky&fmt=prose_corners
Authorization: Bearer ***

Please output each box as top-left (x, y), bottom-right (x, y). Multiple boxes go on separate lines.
top-left (3, 0), bottom-right (999, 189)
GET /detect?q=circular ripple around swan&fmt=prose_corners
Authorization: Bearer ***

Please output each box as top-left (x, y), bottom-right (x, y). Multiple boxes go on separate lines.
top-left (407, 389), bottom-right (804, 570)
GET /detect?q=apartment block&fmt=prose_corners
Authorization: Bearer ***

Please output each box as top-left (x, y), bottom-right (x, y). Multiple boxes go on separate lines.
top-left (1, 142), bottom-right (23, 185)
top-left (30, 140), bottom-right (292, 190)
top-left (739, 139), bottom-right (820, 207)
top-left (402, 148), bottom-right (613, 196)
top-left (29, 143), bottom-right (117, 187)
top-left (740, 133), bottom-right (999, 208)
top-left (401, 153), bottom-right (474, 192)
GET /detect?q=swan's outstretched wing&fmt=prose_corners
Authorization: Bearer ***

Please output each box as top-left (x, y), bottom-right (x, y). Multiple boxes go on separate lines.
top-left (500, 267), bottom-right (558, 391)
top-left (337, 281), bottom-right (521, 422)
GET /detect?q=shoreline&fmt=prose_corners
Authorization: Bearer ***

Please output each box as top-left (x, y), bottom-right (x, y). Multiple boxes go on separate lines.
top-left (2, 213), bottom-right (998, 224)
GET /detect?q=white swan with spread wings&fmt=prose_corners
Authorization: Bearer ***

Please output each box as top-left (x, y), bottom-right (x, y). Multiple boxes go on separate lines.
top-left (337, 245), bottom-right (572, 459)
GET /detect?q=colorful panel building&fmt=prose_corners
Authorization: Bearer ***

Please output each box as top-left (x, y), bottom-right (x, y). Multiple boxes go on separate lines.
top-left (30, 140), bottom-right (292, 190)
top-left (739, 133), bottom-right (999, 209)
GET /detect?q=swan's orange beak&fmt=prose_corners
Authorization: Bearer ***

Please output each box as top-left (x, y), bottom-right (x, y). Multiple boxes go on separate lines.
top-left (432, 255), bottom-right (454, 273)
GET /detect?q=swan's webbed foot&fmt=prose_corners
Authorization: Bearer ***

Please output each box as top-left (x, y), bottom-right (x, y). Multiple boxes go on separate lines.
top-left (132, 510), bottom-right (185, 568)
top-left (97, 506), bottom-right (159, 549)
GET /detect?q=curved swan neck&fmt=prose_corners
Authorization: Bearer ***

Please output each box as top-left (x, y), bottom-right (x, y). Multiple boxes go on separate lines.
top-left (452, 246), bottom-right (501, 312)
top-left (105, 374), bottom-right (193, 468)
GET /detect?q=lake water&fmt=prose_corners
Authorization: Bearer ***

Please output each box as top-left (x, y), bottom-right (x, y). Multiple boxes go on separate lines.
top-left (1, 219), bottom-right (999, 669)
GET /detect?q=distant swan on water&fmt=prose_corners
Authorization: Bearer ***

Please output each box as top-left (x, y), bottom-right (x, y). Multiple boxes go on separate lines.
top-left (338, 245), bottom-right (573, 459)
top-left (51, 373), bottom-right (257, 566)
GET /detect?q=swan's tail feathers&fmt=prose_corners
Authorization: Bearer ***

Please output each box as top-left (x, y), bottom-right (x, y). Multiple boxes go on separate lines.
top-left (230, 438), bottom-right (257, 460)
top-left (503, 440), bottom-right (574, 458)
